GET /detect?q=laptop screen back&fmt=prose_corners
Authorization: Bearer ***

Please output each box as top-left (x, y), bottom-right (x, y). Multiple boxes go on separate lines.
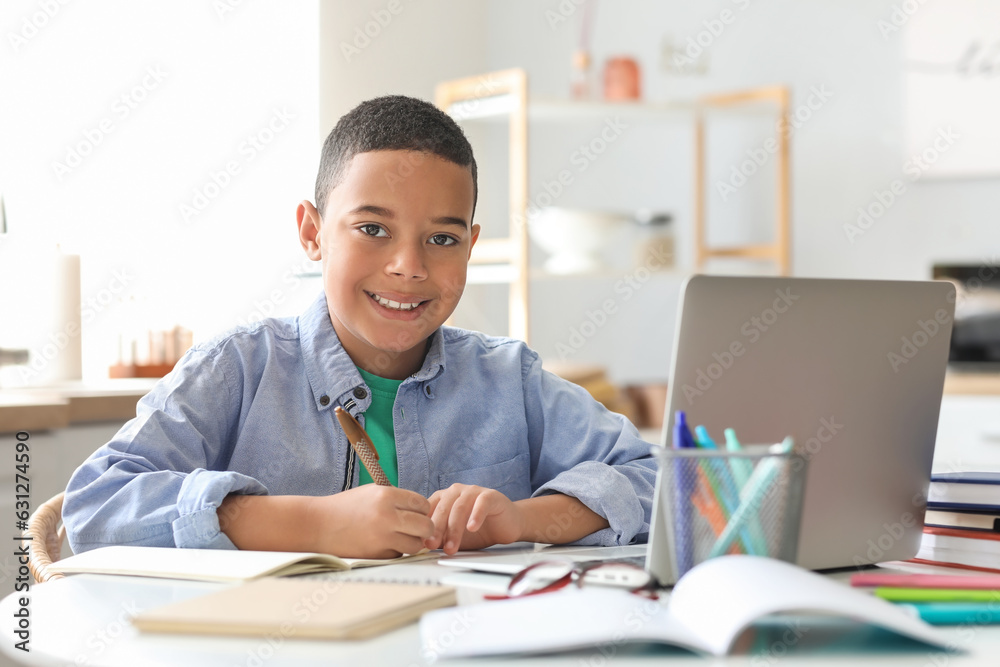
top-left (647, 275), bottom-right (955, 584)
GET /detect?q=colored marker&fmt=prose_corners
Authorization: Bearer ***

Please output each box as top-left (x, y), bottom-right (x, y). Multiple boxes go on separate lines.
top-left (696, 425), bottom-right (760, 554)
top-left (672, 411), bottom-right (696, 575)
top-left (899, 602), bottom-right (1000, 625)
top-left (724, 428), bottom-right (753, 487)
top-left (723, 427), bottom-right (769, 555)
top-left (709, 438), bottom-right (794, 558)
top-left (876, 588), bottom-right (1000, 603)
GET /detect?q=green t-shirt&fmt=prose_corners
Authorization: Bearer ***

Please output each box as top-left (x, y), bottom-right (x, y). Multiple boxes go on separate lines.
top-left (356, 367), bottom-right (402, 487)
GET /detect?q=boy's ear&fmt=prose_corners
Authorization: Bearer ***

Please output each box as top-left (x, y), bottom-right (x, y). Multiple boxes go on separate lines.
top-left (297, 201), bottom-right (322, 261)
top-left (468, 223), bottom-right (481, 260)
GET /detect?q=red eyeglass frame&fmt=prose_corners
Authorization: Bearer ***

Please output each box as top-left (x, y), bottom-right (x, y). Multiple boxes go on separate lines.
top-left (485, 559), bottom-right (661, 601)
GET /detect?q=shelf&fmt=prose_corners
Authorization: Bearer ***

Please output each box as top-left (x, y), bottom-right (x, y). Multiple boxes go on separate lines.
top-left (436, 68), bottom-right (529, 342)
top-left (468, 238), bottom-right (514, 265)
top-left (467, 264), bottom-right (517, 285)
top-left (528, 267), bottom-right (691, 281)
top-left (437, 68), bottom-right (791, 342)
top-left (447, 94), bottom-right (779, 123)
top-left (468, 266), bottom-right (692, 285)
top-left (0, 379), bottom-right (156, 433)
top-left (944, 371), bottom-right (1000, 395)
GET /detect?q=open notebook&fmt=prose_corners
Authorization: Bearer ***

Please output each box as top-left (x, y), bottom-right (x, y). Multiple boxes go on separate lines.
top-left (421, 556), bottom-right (954, 658)
top-left (50, 545), bottom-right (438, 582)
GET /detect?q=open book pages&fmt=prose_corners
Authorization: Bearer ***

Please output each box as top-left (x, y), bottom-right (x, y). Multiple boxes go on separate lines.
top-left (420, 555), bottom-right (954, 658)
top-left (50, 545), bottom-right (437, 582)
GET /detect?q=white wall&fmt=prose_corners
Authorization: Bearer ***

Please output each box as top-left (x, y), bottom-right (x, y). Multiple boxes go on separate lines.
top-left (478, 0), bottom-right (1000, 383)
top-left (0, 0), bottom-right (320, 383)
top-left (485, 0), bottom-right (1000, 279)
top-left (4, 1), bottom-right (996, 387)
top-left (319, 1), bottom-right (489, 132)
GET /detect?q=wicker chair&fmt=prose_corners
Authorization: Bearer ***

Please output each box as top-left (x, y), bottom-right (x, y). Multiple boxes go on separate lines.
top-left (22, 492), bottom-right (67, 583)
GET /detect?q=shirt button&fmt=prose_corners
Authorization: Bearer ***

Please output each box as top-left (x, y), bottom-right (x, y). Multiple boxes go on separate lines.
top-left (319, 395), bottom-right (330, 406)
top-left (353, 387), bottom-right (367, 399)
top-left (424, 386), bottom-right (432, 396)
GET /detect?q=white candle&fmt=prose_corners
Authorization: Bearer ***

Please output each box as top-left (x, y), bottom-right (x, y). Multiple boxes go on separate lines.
top-left (1, 240), bottom-right (83, 386)
top-left (21, 246), bottom-right (83, 385)
top-left (51, 250), bottom-right (83, 382)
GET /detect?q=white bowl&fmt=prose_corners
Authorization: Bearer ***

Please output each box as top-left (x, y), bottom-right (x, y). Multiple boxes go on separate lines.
top-left (527, 208), bottom-right (627, 274)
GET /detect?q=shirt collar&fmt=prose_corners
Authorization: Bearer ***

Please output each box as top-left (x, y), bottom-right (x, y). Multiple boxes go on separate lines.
top-left (298, 292), bottom-right (446, 409)
top-left (411, 326), bottom-right (445, 382)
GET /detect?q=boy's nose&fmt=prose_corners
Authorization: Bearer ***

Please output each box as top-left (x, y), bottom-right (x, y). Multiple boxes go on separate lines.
top-left (385, 244), bottom-right (428, 280)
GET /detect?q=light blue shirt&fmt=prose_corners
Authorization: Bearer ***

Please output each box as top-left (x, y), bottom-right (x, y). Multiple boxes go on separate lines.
top-left (64, 292), bottom-right (657, 553)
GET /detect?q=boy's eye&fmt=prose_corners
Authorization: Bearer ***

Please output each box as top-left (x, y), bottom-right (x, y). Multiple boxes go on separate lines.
top-left (429, 234), bottom-right (458, 247)
top-left (359, 223), bottom-right (387, 237)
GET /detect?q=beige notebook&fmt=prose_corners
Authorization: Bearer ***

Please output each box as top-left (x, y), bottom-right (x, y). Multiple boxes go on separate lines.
top-left (133, 579), bottom-right (456, 640)
top-left (51, 545), bottom-right (437, 582)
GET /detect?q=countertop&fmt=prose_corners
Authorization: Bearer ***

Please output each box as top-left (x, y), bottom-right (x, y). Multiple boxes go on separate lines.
top-left (1, 371), bottom-right (998, 435)
top-left (942, 371), bottom-right (1000, 395)
top-left (0, 379), bottom-right (156, 433)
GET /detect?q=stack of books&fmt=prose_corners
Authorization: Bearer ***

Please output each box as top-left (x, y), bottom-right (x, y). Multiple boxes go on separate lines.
top-left (913, 472), bottom-right (1000, 572)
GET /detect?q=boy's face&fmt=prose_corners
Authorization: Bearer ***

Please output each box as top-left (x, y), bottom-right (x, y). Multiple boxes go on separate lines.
top-left (297, 150), bottom-right (479, 379)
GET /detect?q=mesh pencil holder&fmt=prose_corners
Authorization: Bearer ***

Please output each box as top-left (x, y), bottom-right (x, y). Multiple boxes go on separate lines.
top-left (656, 440), bottom-right (807, 579)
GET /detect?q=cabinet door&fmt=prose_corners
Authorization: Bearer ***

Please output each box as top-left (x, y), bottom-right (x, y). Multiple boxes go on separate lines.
top-left (2, 422), bottom-right (124, 568)
top-left (934, 396), bottom-right (1000, 472)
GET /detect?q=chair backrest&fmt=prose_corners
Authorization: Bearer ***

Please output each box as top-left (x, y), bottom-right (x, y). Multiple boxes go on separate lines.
top-left (23, 492), bottom-right (67, 583)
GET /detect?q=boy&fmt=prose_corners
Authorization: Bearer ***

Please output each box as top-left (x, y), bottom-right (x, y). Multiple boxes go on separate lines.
top-left (63, 96), bottom-right (657, 558)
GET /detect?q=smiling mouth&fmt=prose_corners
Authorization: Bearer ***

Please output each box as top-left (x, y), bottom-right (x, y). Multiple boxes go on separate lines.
top-left (366, 292), bottom-right (429, 311)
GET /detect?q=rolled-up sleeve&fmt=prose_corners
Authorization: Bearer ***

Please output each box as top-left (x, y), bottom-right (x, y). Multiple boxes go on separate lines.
top-left (523, 352), bottom-right (657, 546)
top-left (63, 347), bottom-right (269, 553)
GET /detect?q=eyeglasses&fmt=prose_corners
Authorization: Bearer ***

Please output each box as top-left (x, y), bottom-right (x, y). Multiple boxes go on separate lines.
top-left (489, 559), bottom-right (660, 600)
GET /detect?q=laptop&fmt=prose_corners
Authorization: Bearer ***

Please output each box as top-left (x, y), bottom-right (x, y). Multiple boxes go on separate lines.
top-left (441, 276), bottom-right (956, 585)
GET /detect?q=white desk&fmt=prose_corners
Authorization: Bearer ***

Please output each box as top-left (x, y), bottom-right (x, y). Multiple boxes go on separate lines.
top-left (4, 558), bottom-right (1000, 667)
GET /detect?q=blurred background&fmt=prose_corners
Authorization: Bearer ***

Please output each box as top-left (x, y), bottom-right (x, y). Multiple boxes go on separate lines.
top-left (3, 3), bottom-right (1000, 649)
top-left (1, 0), bottom-right (998, 462)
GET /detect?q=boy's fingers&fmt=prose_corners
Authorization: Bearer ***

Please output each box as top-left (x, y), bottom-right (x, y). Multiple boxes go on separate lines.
top-left (444, 491), bottom-right (477, 553)
top-left (396, 489), bottom-right (431, 515)
top-left (428, 492), bottom-right (458, 547)
top-left (391, 534), bottom-right (429, 557)
top-left (427, 494), bottom-right (441, 514)
top-left (467, 493), bottom-right (496, 532)
top-left (426, 495), bottom-right (442, 538)
top-left (396, 509), bottom-right (434, 540)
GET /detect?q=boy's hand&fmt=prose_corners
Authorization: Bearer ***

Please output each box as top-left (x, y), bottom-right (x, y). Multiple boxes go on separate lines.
top-left (305, 485), bottom-right (434, 559)
top-left (424, 484), bottom-right (526, 555)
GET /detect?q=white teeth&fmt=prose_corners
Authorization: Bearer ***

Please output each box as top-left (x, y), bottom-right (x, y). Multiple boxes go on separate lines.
top-left (371, 293), bottom-right (422, 311)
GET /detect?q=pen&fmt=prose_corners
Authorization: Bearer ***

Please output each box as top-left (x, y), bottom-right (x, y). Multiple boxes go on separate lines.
top-left (709, 437), bottom-right (794, 558)
top-left (672, 410), bottom-right (696, 575)
top-left (691, 466), bottom-right (729, 541)
top-left (851, 573), bottom-right (1000, 589)
top-left (334, 406), bottom-right (392, 486)
top-left (695, 425), bottom-right (759, 554)
top-left (876, 588), bottom-right (1000, 603)
top-left (724, 428), bottom-right (753, 488)
top-left (721, 427), bottom-right (769, 555)
top-left (898, 602), bottom-right (1000, 625)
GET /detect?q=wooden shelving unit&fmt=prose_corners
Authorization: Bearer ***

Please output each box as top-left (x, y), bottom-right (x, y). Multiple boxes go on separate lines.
top-left (435, 69), bottom-right (530, 343)
top-left (435, 68), bottom-right (792, 344)
top-left (695, 86), bottom-right (791, 275)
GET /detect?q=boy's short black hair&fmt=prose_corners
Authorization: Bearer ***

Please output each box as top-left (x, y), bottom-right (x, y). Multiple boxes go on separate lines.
top-left (315, 95), bottom-right (477, 219)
